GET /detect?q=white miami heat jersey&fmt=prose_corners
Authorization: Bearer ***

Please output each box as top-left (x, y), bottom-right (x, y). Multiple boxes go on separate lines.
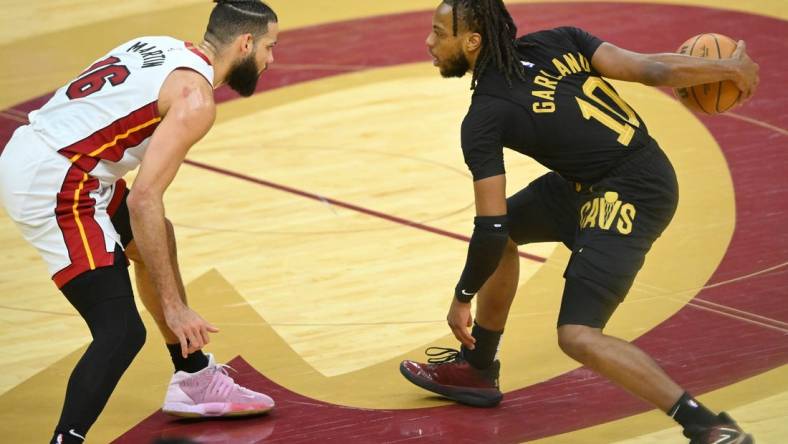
top-left (28, 36), bottom-right (214, 185)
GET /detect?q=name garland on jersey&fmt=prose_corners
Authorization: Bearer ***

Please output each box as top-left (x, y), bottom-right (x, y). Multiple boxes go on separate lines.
top-left (579, 191), bottom-right (636, 235)
top-left (127, 41), bottom-right (166, 68)
top-left (532, 52), bottom-right (592, 114)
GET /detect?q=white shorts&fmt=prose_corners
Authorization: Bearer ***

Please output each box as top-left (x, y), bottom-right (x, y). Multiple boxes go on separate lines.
top-left (0, 125), bottom-right (127, 288)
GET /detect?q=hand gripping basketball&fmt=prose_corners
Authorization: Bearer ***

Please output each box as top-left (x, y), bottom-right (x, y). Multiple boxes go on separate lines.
top-left (674, 33), bottom-right (759, 114)
top-left (731, 40), bottom-right (760, 102)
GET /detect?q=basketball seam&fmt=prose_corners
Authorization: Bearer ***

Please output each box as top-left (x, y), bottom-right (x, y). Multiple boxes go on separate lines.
top-left (688, 34), bottom-right (711, 114)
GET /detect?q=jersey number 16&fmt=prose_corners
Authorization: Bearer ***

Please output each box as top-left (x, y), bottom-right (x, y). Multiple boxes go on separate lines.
top-left (66, 56), bottom-right (130, 100)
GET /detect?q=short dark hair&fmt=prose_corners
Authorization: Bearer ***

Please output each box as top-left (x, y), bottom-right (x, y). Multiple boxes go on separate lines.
top-left (443, 0), bottom-right (526, 89)
top-left (205, 0), bottom-right (278, 46)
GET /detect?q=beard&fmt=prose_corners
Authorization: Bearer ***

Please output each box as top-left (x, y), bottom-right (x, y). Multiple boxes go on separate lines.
top-left (226, 55), bottom-right (262, 97)
top-left (439, 49), bottom-right (471, 78)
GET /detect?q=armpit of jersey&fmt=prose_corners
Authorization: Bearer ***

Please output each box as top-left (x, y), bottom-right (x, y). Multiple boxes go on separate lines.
top-left (461, 95), bottom-right (510, 181)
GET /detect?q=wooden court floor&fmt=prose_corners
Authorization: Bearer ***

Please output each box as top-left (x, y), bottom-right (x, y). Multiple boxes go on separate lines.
top-left (0, 1), bottom-right (786, 442)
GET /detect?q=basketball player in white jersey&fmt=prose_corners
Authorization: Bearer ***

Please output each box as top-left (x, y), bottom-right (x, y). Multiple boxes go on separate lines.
top-left (0, 1), bottom-right (279, 442)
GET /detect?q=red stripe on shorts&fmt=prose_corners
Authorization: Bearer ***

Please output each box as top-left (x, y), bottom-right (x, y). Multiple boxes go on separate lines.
top-left (52, 167), bottom-right (115, 288)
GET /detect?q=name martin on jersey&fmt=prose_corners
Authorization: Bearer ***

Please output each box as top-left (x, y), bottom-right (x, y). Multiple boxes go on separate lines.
top-left (126, 41), bottom-right (166, 68)
top-left (531, 51), bottom-right (592, 114)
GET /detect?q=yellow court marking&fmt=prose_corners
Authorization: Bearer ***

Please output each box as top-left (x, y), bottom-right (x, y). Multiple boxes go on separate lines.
top-left (531, 365), bottom-right (788, 443)
top-left (0, 59), bottom-right (736, 395)
top-left (0, 0), bottom-right (784, 47)
top-left (0, 1), bottom-right (782, 443)
top-left (162, 62), bottom-right (734, 386)
top-left (1, 0), bottom-right (785, 109)
top-left (524, 0), bottom-right (788, 20)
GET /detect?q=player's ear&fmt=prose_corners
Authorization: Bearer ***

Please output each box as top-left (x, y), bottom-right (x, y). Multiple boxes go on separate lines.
top-left (465, 32), bottom-right (482, 53)
top-left (235, 33), bottom-right (255, 56)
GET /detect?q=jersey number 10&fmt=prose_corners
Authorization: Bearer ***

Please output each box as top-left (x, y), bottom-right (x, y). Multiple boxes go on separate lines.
top-left (575, 77), bottom-right (641, 146)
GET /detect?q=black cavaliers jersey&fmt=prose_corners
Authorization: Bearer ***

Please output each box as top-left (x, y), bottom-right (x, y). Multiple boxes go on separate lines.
top-left (461, 27), bottom-right (654, 183)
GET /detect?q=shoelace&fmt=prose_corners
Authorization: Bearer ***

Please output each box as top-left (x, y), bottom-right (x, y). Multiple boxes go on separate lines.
top-left (209, 363), bottom-right (241, 395)
top-left (212, 362), bottom-right (237, 377)
top-left (425, 347), bottom-right (462, 364)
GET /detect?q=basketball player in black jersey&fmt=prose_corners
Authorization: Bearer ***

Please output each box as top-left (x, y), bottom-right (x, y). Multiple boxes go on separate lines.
top-left (399, 1), bottom-right (759, 443)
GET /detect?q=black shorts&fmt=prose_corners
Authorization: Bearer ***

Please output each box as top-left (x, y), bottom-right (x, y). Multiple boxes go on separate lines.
top-left (110, 185), bottom-right (134, 248)
top-left (507, 142), bottom-right (679, 329)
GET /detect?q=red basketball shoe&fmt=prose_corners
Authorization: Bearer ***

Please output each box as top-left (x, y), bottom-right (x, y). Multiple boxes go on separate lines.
top-left (399, 347), bottom-right (502, 407)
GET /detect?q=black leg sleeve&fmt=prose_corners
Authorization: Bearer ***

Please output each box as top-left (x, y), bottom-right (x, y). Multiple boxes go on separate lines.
top-left (53, 248), bottom-right (146, 443)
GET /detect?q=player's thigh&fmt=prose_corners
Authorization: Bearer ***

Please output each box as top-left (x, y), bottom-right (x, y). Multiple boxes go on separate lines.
top-left (507, 172), bottom-right (578, 246)
top-left (557, 178), bottom-right (677, 329)
top-left (558, 230), bottom-right (651, 329)
top-left (61, 244), bottom-right (135, 309)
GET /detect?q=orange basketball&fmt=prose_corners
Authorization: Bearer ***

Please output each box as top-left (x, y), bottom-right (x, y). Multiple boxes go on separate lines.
top-left (673, 33), bottom-right (742, 114)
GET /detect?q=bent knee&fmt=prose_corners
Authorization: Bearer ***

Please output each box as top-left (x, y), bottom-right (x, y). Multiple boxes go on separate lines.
top-left (126, 314), bottom-right (147, 352)
top-left (504, 238), bottom-right (518, 255)
top-left (99, 313), bottom-right (146, 350)
top-left (557, 324), bottom-right (602, 361)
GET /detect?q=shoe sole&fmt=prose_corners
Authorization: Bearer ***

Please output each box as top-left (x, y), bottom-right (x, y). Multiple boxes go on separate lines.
top-left (701, 434), bottom-right (755, 444)
top-left (399, 362), bottom-right (502, 408)
top-left (163, 402), bottom-right (274, 418)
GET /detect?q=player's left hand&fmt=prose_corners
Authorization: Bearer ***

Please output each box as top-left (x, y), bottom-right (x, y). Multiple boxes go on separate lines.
top-left (447, 297), bottom-right (475, 350)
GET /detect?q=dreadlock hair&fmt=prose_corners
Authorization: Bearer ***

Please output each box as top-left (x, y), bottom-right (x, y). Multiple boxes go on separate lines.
top-left (444, 0), bottom-right (527, 89)
top-left (205, 0), bottom-right (278, 47)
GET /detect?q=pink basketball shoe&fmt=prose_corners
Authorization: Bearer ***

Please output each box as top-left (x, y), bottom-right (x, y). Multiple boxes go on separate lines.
top-left (162, 354), bottom-right (275, 417)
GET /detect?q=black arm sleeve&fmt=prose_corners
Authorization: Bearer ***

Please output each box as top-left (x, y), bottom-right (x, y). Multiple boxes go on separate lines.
top-left (559, 26), bottom-right (605, 60)
top-left (454, 215), bottom-right (509, 303)
top-left (461, 95), bottom-right (507, 181)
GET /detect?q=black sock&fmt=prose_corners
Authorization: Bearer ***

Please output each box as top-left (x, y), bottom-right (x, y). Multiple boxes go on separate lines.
top-left (460, 322), bottom-right (502, 369)
top-left (166, 343), bottom-right (209, 373)
top-left (668, 392), bottom-right (722, 436)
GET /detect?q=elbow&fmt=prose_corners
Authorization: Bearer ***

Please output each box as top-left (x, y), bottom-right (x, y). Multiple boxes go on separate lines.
top-left (642, 61), bottom-right (672, 86)
top-left (126, 188), bottom-right (159, 217)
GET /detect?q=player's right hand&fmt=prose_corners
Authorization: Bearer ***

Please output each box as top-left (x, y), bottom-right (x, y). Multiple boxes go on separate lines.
top-left (731, 40), bottom-right (759, 102)
top-left (164, 304), bottom-right (220, 358)
top-left (447, 297), bottom-right (476, 350)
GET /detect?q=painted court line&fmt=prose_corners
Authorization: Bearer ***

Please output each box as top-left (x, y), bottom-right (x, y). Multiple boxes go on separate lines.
top-left (183, 158), bottom-right (547, 263)
top-left (632, 262), bottom-right (788, 331)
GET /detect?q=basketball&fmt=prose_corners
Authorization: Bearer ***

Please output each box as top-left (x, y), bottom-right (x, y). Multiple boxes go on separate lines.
top-left (674, 33), bottom-right (742, 114)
